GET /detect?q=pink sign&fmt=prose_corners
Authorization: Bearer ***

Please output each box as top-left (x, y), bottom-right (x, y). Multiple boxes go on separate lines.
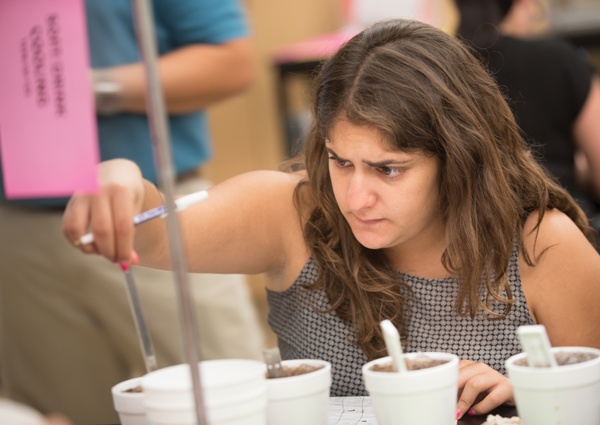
top-left (0, 0), bottom-right (99, 199)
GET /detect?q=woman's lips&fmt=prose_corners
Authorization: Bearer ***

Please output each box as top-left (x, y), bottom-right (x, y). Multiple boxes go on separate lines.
top-left (352, 215), bottom-right (383, 226)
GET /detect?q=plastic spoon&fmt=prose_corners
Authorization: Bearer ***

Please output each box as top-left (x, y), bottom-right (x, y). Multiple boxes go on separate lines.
top-left (380, 320), bottom-right (408, 373)
top-left (263, 347), bottom-right (286, 378)
top-left (517, 324), bottom-right (558, 368)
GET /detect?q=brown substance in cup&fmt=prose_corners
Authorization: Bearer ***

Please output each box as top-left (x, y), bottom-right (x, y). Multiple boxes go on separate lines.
top-left (267, 363), bottom-right (325, 379)
top-left (371, 355), bottom-right (449, 372)
top-left (514, 351), bottom-right (598, 367)
top-left (123, 385), bottom-right (143, 393)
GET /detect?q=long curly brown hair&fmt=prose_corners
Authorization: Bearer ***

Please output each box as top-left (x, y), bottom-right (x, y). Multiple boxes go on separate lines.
top-left (288, 19), bottom-right (596, 360)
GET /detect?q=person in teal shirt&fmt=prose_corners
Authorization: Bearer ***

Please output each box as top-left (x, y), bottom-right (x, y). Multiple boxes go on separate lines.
top-left (0, 1), bottom-right (264, 423)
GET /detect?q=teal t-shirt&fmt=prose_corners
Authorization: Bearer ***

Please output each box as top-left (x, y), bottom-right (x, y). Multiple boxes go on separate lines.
top-left (0, 0), bottom-right (248, 207)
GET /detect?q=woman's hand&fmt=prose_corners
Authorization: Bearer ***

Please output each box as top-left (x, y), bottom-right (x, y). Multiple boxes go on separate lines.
top-left (62, 159), bottom-right (145, 264)
top-left (456, 359), bottom-right (514, 419)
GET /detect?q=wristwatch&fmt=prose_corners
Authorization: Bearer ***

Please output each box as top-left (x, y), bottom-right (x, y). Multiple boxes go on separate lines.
top-left (93, 70), bottom-right (122, 115)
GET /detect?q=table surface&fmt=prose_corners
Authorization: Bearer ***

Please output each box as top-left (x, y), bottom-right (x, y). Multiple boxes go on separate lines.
top-left (108, 396), bottom-right (518, 425)
top-left (328, 397), bottom-right (517, 425)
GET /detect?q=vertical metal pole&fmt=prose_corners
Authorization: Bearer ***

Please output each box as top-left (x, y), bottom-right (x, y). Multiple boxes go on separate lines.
top-left (130, 1), bottom-right (207, 424)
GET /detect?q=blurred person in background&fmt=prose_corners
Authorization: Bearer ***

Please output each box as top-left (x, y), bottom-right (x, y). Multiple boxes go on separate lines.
top-left (454, 0), bottom-right (600, 231)
top-left (0, 0), bottom-right (264, 423)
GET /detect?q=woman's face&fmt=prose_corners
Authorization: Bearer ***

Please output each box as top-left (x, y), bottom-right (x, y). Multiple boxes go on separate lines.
top-left (327, 119), bottom-right (446, 257)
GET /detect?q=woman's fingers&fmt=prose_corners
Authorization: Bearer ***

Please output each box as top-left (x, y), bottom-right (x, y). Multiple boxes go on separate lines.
top-left (88, 190), bottom-right (118, 261)
top-left (62, 186), bottom-right (134, 262)
top-left (109, 183), bottom-right (139, 263)
top-left (62, 159), bottom-right (144, 263)
top-left (456, 360), bottom-right (514, 418)
top-left (468, 382), bottom-right (514, 416)
top-left (62, 193), bottom-right (98, 255)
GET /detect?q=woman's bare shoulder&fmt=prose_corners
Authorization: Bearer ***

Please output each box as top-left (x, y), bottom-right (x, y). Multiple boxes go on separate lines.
top-left (521, 209), bottom-right (595, 258)
top-left (520, 210), bottom-right (600, 311)
top-left (520, 209), bottom-right (600, 346)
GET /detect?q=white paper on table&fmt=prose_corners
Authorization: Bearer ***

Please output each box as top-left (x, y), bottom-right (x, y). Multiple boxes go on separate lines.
top-left (329, 397), bottom-right (378, 425)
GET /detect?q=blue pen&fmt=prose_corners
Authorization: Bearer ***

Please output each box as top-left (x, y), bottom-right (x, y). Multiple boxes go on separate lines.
top-left (76, 190), bottom-right (208, 245)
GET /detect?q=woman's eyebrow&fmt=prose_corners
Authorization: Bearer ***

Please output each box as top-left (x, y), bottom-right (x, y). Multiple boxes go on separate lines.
top-left (327, 147), bottom-right (411, 165)
top-left (363, 158), bottom-right (412, 167)
top-left (325, 146), bottom-right (339, 157)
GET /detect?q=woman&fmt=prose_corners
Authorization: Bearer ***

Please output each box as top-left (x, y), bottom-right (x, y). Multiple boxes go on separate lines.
top-left (63, 18), bottom-right (600, 420)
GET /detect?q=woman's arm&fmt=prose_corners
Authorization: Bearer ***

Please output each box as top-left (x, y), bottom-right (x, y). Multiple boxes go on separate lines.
top-left (93, 38), bottom-right (255, 114)
top-left (163, 167), bottom-right (306, 279)
top-left (62, 159), bottom-right (305, 282)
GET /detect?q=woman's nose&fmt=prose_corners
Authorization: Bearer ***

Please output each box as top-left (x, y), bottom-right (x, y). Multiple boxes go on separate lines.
top-left (347, 175), bottom-right (376, 211)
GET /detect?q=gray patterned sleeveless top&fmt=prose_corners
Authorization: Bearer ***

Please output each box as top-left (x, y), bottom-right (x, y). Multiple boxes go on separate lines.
top-left (267, 244), bottom-right (534, 396)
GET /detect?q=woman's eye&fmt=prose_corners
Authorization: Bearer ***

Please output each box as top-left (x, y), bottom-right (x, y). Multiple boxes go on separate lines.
top-left (379, 166), bottom-right (403, 177)
top-left (328, 156), bottom-right (351, 168)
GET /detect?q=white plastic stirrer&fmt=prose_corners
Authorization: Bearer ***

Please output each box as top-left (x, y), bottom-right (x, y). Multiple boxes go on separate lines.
top-left (517, 324), bottom-right (558, 368)
top-left (263, 347), bottom-right (286, 379)
top-left (380, 319), bottom-right (408, 372)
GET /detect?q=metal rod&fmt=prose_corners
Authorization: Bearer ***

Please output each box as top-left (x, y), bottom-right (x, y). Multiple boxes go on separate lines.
top-left (130, 1), bottom-right (207, 424)
top-left (122, 267), bottom-right (158, 373)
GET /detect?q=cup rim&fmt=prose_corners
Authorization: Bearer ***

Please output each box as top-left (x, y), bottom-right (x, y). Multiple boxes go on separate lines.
top-left (112, 377), bottom-right (146, 415)
top-left (267, 359), bottom-right (331, 381)
top-left (112, 376), bottom-right (144, 397)
top-left (265, 359), bottom-right (332, 399)
top-left (362, 352), bottom-right (459, 376)
top-left (506, 346), bottom-right (600, 371)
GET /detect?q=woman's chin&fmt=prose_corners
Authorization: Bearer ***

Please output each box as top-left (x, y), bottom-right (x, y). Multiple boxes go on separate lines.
top-left (353, 235), bottom-right (389, 250)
